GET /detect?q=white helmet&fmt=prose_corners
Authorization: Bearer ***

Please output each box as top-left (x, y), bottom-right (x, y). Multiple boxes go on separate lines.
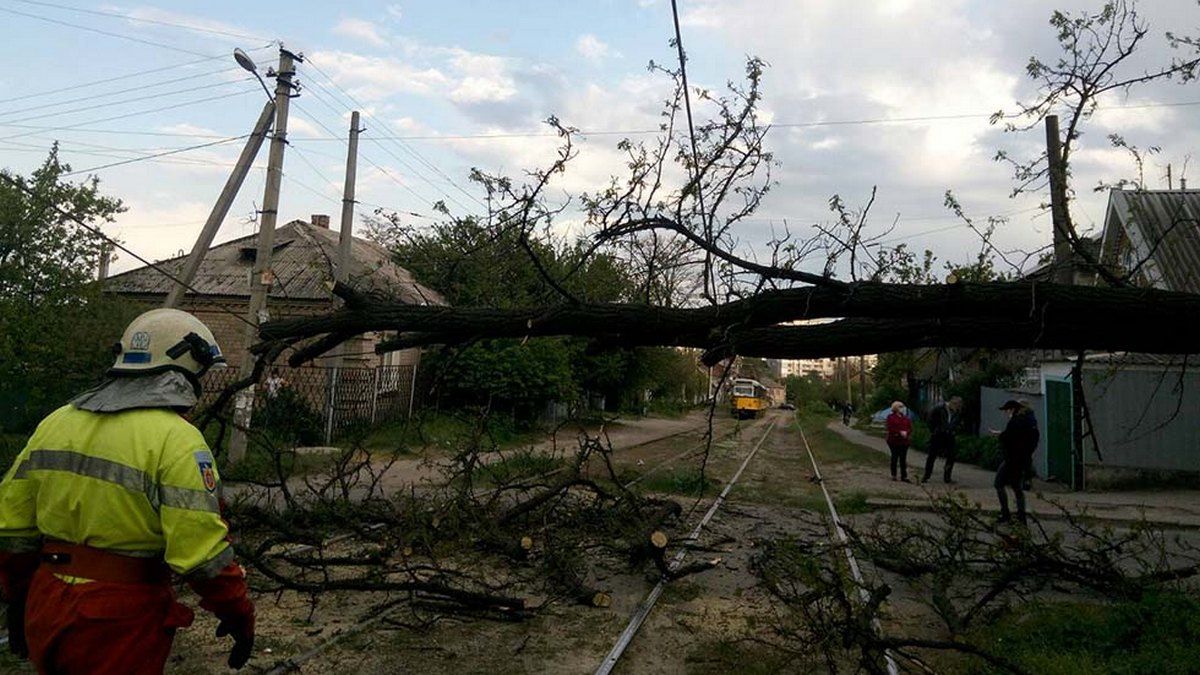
top-left (109, 309), bottom-right (225, 389)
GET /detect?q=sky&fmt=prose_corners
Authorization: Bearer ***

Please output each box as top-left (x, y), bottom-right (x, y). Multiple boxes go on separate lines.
top-left (2, 0), bottom-right (1199, 276)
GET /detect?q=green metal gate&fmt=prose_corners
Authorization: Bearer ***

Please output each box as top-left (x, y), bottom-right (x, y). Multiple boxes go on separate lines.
top-left (1045, 378), bottom-right (1075, 488)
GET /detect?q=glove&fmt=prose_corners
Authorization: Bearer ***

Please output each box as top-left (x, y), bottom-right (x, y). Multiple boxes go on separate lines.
top-left (5, 598), bottom-right (27, 658)
top-left (189, 561), bottom-right (256, 670)
top-left (214, 605), bottom-right (255, 669)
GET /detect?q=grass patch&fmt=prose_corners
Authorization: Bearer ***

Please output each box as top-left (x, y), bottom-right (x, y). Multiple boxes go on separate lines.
top-left (364, 412), bottom-right (543, 455)
top-left (964, 591), bottom-right (1200, 674)
top-left (636, 466), bottom-right (717, 496)
top-left (796, 412), bottom-right (888, 467)
top-left (685, 639), bottom-right (798, 674)
top-left (473, 453), bottom-right (566, 485)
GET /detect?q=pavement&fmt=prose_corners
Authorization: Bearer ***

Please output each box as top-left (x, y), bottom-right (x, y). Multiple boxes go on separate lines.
top-left (827, 419), bottom-right (1200, 529)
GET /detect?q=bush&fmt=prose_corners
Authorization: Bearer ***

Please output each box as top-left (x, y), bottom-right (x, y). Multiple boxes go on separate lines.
top-left (956, 434), bottom-right (1002, 470)
top-left (254, 388), bottom-right (325, 447)
top-left (0, 433), bottom-right (28, 475)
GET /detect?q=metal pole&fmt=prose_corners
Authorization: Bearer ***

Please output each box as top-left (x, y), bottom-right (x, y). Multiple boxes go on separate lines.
top-left (165, 101), bottom-right (275, 308)
top-left (369, 367), bottom-right (380, 424)
top-left (229, 48), bottom-right (299, 465)
top-left (325, 366), bottom-right (339, 445)
top-left (336, 111), bottom-right (361, 367)
top-left (407, 363), bottom-right (418, 418)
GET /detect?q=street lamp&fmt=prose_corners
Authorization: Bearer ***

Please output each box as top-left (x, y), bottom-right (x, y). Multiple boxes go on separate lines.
top-left (234, 48), bottom-right (273, 102)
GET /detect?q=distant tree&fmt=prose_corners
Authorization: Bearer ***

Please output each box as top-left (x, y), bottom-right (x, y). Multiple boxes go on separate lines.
top-left (0, 146), bottom-right (137, 432)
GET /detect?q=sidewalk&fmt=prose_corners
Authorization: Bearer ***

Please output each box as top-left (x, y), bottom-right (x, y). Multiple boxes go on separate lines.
top-left (827, 420), bottom-right (1200, 529)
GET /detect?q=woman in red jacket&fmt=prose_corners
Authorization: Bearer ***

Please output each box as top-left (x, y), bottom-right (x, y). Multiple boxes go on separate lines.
top-left (885, 401), bottom-right (913, 482)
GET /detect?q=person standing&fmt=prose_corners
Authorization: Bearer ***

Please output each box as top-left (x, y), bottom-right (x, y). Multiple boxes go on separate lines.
top-left (993, 399), bottom-right (1040, 525)
top-left (922, 396), bottom-right (963, 484)
top-left (885, 401), bottom-right (913, 482)
top-left (842, 401), bottom-right (854, 425)
top-left (0, 309), bottom-right (255, 673)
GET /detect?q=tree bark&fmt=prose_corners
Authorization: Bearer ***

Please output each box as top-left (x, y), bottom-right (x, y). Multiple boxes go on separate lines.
top-left (259, 281), bottom-right (1200, 364)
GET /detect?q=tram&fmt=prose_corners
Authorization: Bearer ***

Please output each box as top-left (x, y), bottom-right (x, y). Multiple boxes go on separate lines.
top-left (730, 378), bottom-right (770, 419)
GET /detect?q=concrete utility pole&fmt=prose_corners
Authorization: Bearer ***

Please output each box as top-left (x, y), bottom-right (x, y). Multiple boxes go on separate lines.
top-left (165, 101), bottom-right (275, 308)
top-left (229, 47), bottom-right (300, 466)
top-left (1045, 115), bottom-right (1074, 285)
top-left (336, 111), bottom-right (362, 366)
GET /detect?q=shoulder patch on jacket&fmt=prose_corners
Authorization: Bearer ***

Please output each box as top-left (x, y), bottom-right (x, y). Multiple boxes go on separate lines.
top-left (194, 450), bottom-right (217, 493)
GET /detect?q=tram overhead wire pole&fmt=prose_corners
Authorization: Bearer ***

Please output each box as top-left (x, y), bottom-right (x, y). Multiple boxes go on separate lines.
top-left (228, 45), bottom-right (302, 466)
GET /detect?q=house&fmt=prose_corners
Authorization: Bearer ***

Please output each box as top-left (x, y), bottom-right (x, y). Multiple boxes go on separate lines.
top-left (982, 189), bottom-right (1200, 488)
top-left (1096, 188), bottom-right (1200, 293)
top-left (104, 216), bottom-right (445, 436)
top-left (104, 215), bottom-right (445, 369)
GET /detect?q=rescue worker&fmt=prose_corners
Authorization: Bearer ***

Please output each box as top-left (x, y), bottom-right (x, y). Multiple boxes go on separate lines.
top-left (0, 308), bottom-right (256, 673)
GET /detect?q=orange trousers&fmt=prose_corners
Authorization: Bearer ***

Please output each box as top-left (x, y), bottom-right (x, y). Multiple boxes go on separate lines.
top-left (24, 568), bottom-right (194, 675)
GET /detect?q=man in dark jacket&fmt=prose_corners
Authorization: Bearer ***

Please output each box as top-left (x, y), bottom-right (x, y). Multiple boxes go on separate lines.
top-left (921, 396), bottom-right (963, 483)
top-left (994, 399), bottom-right (1040, 525)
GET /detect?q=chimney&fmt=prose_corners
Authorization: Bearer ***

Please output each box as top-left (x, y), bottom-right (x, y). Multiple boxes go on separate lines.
top-left (311, 214), bottom-right (330, 228)
top-left (1182, 178), bottom-right (1189, 190)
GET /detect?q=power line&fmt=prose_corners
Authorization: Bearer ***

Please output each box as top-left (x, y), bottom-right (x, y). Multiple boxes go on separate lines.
top-left (0, 52), bottom-right (254, 106)
top-left (0, 77), bottom-right (253, 125)
top-left (0, 65), bottom-right (243, 118)
top-left (0, 170), bottom-right (259, 330)
top-left (0, 5), bottom-right (225, 58)
top-left (0, 137), bottom-right (260, 172)
top-left (288, 100), bottom-right (443, 212)
top-left (60, 135), bottom-right (248, 176)
top-left (0, 89), bottom-right (256, 143)
top-left (301, 56), bottom-right (485, 211)
top-left (7, 0), bottom-right (272, 43)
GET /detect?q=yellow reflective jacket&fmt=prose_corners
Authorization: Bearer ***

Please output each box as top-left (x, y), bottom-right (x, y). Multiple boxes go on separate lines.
top-left (0, 405), bottom-right (233, 578)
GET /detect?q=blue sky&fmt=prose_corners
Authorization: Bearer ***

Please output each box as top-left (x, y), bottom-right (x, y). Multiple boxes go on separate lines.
top-left (2, 0), bottom-right (1199, 275)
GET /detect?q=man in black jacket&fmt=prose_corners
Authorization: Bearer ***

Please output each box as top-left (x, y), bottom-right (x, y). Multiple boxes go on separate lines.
top-left (922, 396), bottom-right (963, 483)
top-left (993, 399), bottom-right (1040, 525)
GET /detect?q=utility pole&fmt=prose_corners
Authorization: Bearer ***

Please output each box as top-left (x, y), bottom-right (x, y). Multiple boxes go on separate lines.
top-left (336, 111), bottom-right (362, 366)
top-left (1045, 115), bottom-right (1073, 285)
top-left (165, 101), bottom-right (275, 308)
top-left (229, 47), bottom-right (300, 466)
top-left (844, 357), bottom-right (852, 407)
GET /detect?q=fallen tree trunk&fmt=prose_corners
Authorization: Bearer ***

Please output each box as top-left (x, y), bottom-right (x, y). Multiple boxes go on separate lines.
top-left (259, 281), bottom-right (1200, 364)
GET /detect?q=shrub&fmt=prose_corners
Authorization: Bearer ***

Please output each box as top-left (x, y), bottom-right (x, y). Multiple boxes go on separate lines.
top-left (956, 434), bottom-right (1002, 470)
top-left (254, 388), bottom-right (325, 447)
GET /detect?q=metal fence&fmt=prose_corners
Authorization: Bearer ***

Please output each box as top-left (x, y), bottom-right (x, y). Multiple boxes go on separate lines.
top-left (199, 364), bottom-right (417, 444)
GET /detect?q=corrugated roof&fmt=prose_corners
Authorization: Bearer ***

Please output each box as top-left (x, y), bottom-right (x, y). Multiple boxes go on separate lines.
top-left (105, 220), bottom-right (445, 306)
top-left (1102, 189), bottom-right (1200, 294)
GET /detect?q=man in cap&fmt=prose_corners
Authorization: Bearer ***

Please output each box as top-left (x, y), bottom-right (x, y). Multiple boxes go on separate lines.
top-left (993, 399), bottom-right (1040, 525)
top-left (0, 308), bottom-right (255, 673)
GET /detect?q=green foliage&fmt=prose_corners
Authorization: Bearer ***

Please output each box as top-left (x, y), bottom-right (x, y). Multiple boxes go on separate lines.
top-left (966, 592), bottom-right (1200, 674)
top-left (955, 434), bottom-right (1003, 471)
top-left (0, 433), bottom-right (28, 475)
top-left (785, 372), bottom-right (837, 408)
top-left (254, 388), bottom-right (325, 447)
top-left (0, 148), bottom-right (137, 432)
top-left (377, 216), bottom-right (705, 420)
top-left (473, 453), bottom-right (565, 486)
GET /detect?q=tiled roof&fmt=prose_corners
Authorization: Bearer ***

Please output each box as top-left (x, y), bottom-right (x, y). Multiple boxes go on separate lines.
top-left (1102, 189), bottom-right (1200, 294)
top-left (105, 220), bottom-right (445, 306)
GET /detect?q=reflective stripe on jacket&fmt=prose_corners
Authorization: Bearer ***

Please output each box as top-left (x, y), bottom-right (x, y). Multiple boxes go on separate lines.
top-left (0, 404), bottom-right (232, 577)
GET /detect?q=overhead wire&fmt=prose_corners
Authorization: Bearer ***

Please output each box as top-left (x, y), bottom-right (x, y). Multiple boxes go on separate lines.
top-left (0, 51), bottom-right (262, 106)
top-left (60, 134), bottom-right (249, 176)
top-left (0, 77), bottom-right (254, 125)
top-left (0, 4), bottom-right (236, 58)
top-left (5, 0), bottom-right (272, 43)
top-left (0, 66), bottom-right (246, 118)
top-left (300, 58), bottom-right (485, 211)
top-left (0, 89), bottom-right (256, 143)
top-left (0, 171), bottom-right (259, 330)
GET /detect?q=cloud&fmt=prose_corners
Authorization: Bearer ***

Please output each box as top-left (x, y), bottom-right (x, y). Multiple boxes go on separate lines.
top-left (386, 5), bottom-right (403, 21)
top-left (446, 51), bottom-right (518, 103)
top-left (306, 50), bottom-right (449, 101)
top-left (575, 34), bottom-right (612, 62)
top-left (333, 18), bottom-right (389, 48)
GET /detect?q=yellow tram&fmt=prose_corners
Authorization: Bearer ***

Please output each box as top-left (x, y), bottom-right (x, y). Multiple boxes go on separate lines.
top-left (730, 378), bottom-right (770, 419)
